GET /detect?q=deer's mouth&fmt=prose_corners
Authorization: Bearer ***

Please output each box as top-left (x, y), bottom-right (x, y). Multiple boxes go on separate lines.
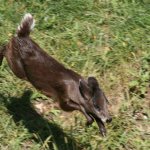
top-left (87, 114), bottom-right (106, 137)
top-left (95, 117), bottom-right (106, 137)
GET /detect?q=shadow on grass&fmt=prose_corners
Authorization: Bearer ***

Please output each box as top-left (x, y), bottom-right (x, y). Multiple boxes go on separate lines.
top-left (0, 90), bottom-right (83, 150)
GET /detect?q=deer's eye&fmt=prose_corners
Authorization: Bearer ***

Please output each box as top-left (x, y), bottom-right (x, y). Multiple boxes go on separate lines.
top-left (93, 101), bottom-right (100, 111)
top-left (95, 105), bottom-right (100, 111)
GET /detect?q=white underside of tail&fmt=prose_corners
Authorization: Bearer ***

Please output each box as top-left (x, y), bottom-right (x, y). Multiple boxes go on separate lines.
top-left (17, 13), bottom-right (35, 32)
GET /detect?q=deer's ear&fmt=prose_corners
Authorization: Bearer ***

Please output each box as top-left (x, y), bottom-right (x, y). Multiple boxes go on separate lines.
top-left (79, 79), bottom-right (92, 100)
top-left (87, 77), bottom-right (99, 92)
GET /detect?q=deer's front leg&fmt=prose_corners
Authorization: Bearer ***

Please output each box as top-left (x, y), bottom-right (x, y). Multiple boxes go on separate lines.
top-left (80, 106), bottom-right (94, 126)
top-left (59, 100), bottom-right (94, 125)
top-left (59, 100), bottom-right (81, 111)
top-left (67, 101), bottom-right (94, 125)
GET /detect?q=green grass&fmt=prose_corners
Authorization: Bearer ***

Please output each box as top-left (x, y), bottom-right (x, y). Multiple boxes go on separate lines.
top-left (0, 0), bottom-right (150, 149)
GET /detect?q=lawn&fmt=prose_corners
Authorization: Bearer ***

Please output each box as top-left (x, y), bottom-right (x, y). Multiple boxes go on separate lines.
top-left (0, 0), bottom-right (149, 150)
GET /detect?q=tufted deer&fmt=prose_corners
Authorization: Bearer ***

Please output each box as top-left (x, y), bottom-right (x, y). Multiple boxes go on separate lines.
top-left (0, 14), bottom-right (112, 136)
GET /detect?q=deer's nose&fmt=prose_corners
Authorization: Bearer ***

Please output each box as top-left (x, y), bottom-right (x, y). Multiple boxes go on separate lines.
top-left (106, 117), bottom-right (112, 123)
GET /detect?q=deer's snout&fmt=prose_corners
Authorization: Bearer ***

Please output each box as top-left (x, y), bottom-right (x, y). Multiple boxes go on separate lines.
top-left (106, 117), bottom-right (112, 123)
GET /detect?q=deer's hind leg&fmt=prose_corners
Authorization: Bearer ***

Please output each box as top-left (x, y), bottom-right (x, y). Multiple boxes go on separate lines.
top-left (5, 45), bottom-right (28, 80)
top-left (0, 45), bottom-right (5, 66)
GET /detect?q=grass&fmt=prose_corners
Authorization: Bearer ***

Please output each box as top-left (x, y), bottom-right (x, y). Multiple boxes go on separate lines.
top-left (0, 0), bottom-right (150, 149)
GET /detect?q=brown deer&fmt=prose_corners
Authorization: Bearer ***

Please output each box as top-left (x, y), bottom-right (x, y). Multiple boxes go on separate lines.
top-left (0, 14), bottom-right (112, 136)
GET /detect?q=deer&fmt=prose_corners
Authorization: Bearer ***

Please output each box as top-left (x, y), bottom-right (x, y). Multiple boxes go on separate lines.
top-left (0, 13), bottom-right (112, 136)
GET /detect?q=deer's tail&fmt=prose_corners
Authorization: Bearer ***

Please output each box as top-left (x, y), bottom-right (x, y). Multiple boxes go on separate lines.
top-left (17, 13), bottom-right (35, 37)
